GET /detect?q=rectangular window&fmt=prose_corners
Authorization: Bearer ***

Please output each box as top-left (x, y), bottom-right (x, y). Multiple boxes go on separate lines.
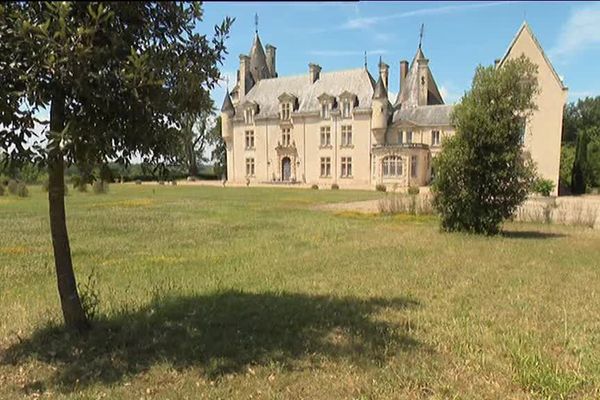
top-left (281, 128), bottom-right (291, 146)
top-left (411, 155), bottom-right (418, 178)
top-left (281, 103), bottom-right (291, 120)
top-left (406, 131), bottom-right (413, 144)
top-left (245, 130), bottom-right (255, 149)
top-left (341, 125), bottom-right (353, 146)
top-left (245, 158), bottom-right (255, 177)
top-left (397, 131), bottom-right (404, 144)
top-left (382, 156), bottom-right (402, 177)
top-left (342, 101), bottom-right (352, 118)
top-left (320, 126), bottom-right (331, 147)
top-left (320, 157), bottom-right (331, 177)
top-left (321, 102), bottom-right (329, 119)
top-left (431, 130), bottom-right (440, 146)
top-left (244, 108), bottom-right (254, 124)
top-left (341, 157), bottom-right (352, 178)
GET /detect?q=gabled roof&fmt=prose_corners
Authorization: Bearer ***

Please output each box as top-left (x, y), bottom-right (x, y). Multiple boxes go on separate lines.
top-left (241, 68), bottom-right (375, 118)
top-left (498, 22), bottom-right (567, 91)
top-left (392, 104), bottom-right (453, 127)
top-left (394, 47), bottom-right (444, 109)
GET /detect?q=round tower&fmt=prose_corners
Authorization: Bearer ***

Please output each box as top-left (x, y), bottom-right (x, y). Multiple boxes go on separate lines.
top-left (371, 76), bottom-right (388, 144)
top-left (220, 91), bottom-right (235, 141)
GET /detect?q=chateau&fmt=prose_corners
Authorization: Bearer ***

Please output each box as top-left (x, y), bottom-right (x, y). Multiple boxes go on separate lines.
top-left (220, 22), bottom-right (567, 194)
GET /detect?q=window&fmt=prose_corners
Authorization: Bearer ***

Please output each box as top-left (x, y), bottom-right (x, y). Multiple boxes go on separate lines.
top-left (244, 108), bottom-right (254, 124)
top-left (281, 128), bottom-right (291, 146)
top-left (321, 102), bottom-right (330, 119)
top-left (406, 131), bottom-right (413, 144)
top-left (341, 125), bottom-right (353, 146)
top-left (320, 126), bottom-right (331, 147)
top-left (397, 131), bottom-right (404, 144)
top-left (281, 103), bottom-right (291, 120)
top-left (431, 130), bottom-right (440, 146)
top-left (411, 155), bottom-right (418, 178)
top-left (342, 100), bottom-right (352, 118)
top-left (320, 157), bottom-right (331, 177)
top-left (341, 157), bottom-right (352, 178)
top-left (245, 158), bottom-right (255, 177)
top-left (382, 156), bottom-right (402, 177)
top-left (245, 130), bottom-right (255, 149)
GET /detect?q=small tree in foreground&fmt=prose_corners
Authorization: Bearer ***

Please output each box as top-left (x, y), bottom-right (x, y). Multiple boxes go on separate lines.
top-left (0, 2), bottom-right (232, 331)
top-left (432, 56), bottom-right (538, 235)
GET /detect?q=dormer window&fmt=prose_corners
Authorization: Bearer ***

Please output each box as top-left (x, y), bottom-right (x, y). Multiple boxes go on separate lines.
top-left (317, 93), bottom-right (335, 120)
top-left (277, 93), bottom-right (297, 121)
top-left (244, 108), bottom-right (254, 124)
top-left (338, 91), bottom-right (357, 119)
top-left (281, 103), bottom-right (291, 120)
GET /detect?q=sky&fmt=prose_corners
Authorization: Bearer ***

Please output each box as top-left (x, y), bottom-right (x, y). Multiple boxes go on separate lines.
top-left (198, 1), bottom-right (600, 108)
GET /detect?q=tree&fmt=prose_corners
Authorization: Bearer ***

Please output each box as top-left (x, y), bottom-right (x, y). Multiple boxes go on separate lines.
top-left (0, 3), bottom-right (232, 330)
top-left (562, 96), bottom-right (600, 144)
top-left (180, 109), bottom-right (214, 177)
top-left (571, 127), bottom-right (600, 194)
top-left (431, 56), bottom-right (538, 235)
top-left (209, 116), bottom-right (227, 179)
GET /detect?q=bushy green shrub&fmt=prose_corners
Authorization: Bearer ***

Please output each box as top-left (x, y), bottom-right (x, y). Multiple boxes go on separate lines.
top-left (331, 183), bottom-right (339, 190)
top-left (135, 179), bottom-right (142, 185)
top-left (408, 186), bottom-right (420, 195)
top-left (532, 178), bottom-right (555, 197)
top-left (375, 184), bottom-right (386, 192)
top-left (16, 182), bottom-right (29, 197)
top-left (311, 184), bottom-right (319, 190)
top-left (7, 179), bottom-right (18, 195)
top-left (92, 180), bottom-right (109, 194)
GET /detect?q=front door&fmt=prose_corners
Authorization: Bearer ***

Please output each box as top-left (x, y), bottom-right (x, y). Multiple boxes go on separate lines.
top-left (281, 157), bottom-right (291, 181)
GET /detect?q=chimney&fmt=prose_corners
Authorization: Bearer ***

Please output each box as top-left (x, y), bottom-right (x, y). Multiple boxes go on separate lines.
top-left (379, 58), bottom-right (389, 91)
top-left (309, 63), bottom-right (321, 84)
top-left (399, 60), bottom-right (408, 92)
top-left (266, 44), bottom-right (277, 78)
top-left (239, 54), bottom-right (250, 98)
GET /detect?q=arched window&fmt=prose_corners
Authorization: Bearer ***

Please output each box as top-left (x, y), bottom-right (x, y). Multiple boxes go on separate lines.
top-left (382, 156), bottom-right (402, 177)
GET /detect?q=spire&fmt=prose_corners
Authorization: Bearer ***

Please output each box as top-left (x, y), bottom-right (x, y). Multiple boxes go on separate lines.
top-left (372, 76), bottom-right (387, 99)
top-left (418, 23), bottom-right (424, 50)
top-left (221, 90), bottom-right (234, 114)
top-left (255, 13), bottom-right (259, 35)
top-left (364, 51), bottom-right (367, 70)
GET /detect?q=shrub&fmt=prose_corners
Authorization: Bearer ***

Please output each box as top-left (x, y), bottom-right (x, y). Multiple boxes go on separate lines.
top-left (187, 176), bottom-right (196, 182)
top-left (92, 180), bottom-right (109, 194)
top-left (16, 182), bottom-right (29, 197)
top-left (331, 183), bottom-right (339, 190)
top-left (532, 178), bottom-right (555, 197)
top-left (7, 179), bottom-right (18, 195)
top-left (407, 186), bottom-right (420, 195)
top-left (378, 193), bottom-right (433, 215)
top-left (158, 180), bottom-right (165, 185)
top-left (171, 180), bottom-right (177, 186)
top-left (432, 57), bottom-right (538, 235)
top-left (375, 184), bottom-right (386, 192)
top-left (0, 184), bottom-right (4, 196)
top-left (135, 179), bottom-right (142, 185)
top-left (311, 184), bottom-right (319, 190)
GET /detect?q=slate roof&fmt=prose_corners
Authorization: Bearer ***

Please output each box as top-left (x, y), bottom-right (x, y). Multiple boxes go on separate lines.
top-left (392, 104), bottom-right (453, 126)
top-left (220, 90), bottom-right (234, 113)
top-left (249, 34), bottom-right (270, 82)
top-left (372, 76), bottom-right (387, 99)
top-left (240, 68), bottom-right (376, 118)
top-left (394, 47), bottom-right (444, 109)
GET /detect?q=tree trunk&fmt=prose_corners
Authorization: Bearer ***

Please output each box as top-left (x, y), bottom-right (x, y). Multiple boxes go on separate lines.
top-left (48, 91), bottom-right (90, 332)
top-left (185, 136), bottom-right (198, 177)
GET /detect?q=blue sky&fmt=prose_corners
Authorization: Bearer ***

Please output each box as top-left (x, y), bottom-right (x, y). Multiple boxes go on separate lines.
top-left (199, 1), bottom-right (600, 108)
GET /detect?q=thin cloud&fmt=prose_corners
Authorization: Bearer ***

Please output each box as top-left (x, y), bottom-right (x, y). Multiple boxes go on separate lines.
top-left (308, 49), bottom-right (389, 57)
top-left (550, 2), bottom-right (600, 59)
top-left (309, 1), bottom-right (519, 33)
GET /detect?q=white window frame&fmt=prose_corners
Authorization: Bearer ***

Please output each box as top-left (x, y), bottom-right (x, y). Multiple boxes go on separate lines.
top-left (320, 157), bottom-right (331, 177)
top-left (245, 130), bottom-right (255, 149)
top-left (281, 128), bottom-right (291, 146)
top-left (382, 156), bottom-right (402, 177)
top-left (321, 102), bottom-right (330, 119)
top-left (342, 100), bottom-right (352, 119)
top-left (431, 130), bottom-right (440, 146)
top-left (411, 155), bottom-right (418, 178)
top-left (320, 126), bottom-right (331, 147)
top-left (341, 157), bottom-right (352, 178)
top-left (245, 158), bottom-right (255, 177)
top-left (341, 125), bottom-right (352, 147)
top-left (281, 102), bottom-right (291, 120)
top-left (406, 131), bottom-right (413, 144)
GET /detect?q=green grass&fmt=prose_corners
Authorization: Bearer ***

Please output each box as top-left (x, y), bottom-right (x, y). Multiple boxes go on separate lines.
top-left (1, 184), bottom-right (600, 399)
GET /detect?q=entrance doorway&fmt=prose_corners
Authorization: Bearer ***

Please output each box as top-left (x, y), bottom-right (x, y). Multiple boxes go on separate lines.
top-left (281, 157), bottom-right (291, 181)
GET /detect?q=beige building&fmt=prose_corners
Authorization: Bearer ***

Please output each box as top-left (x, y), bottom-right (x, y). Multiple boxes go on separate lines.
top-left (221, 22), bottom-right (567, 194)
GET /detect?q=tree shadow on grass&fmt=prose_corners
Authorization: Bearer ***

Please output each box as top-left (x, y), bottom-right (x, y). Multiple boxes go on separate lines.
top-left (500, 230), bottom-right (566, 239)
top-left (2, 290), bottom-right (420, 394)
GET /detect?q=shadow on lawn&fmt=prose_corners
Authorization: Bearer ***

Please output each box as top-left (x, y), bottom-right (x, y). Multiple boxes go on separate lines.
top-left (3, 290), bottom-right (419, 393)
top-left (501, 230), bottom-right (566, 239)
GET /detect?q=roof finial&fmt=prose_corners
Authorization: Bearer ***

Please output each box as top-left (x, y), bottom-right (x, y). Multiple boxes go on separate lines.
top-left (364, 51), bottom-right (367, 70)
top-left (254, 13), bottom-right (259, 35)
top-left (418, 23), bottom-right (424, 49)
top-left (225, 75), bottom-right (229, 91)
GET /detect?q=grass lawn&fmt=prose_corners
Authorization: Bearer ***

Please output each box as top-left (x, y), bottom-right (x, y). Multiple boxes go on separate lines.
top-left (1, 184), bottom-right (600, 399)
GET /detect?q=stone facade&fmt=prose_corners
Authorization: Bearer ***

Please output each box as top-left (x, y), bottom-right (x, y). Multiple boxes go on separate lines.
top-left (221, 22), bottom-right (567, 193)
